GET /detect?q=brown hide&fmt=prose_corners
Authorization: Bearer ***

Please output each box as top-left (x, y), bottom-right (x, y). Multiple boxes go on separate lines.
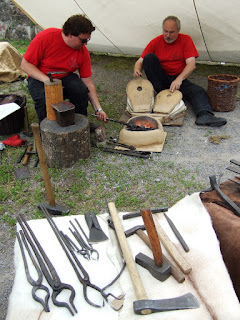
top-left (200, 179), bottom-right (240, 301)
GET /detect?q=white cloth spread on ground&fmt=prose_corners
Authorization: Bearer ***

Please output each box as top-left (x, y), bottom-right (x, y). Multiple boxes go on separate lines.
top-left (6, 193), bottom-right (240, 320)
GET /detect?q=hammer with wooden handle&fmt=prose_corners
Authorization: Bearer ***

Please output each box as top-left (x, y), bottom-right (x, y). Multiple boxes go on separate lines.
top-left (135, 209), bottom-right (171, 282)
top-left (31, 123), bottom-right (69, 215)
top-left (124, 225), bottom-right (185, 283)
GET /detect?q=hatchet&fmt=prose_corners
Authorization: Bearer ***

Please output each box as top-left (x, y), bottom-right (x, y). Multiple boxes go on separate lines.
top-left (107, 202), bottom-right (199, 315)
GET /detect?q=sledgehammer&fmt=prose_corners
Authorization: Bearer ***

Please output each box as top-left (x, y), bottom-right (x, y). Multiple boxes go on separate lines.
top-left (31, 123), bottom-right (69, 215)
top-left (124, 225), bottom-right (185, 283)
top-left (108, 202), bottom-right (199, 315)
top-left (136, 209), bottom-right (171, 282)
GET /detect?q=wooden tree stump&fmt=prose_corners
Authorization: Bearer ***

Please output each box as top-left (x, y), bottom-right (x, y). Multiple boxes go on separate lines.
top-left (40, 114), bottom-right (90, 168)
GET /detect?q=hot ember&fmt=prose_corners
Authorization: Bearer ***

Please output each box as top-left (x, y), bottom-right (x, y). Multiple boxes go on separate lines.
top-left (127, 116), bottom-right (158, 131)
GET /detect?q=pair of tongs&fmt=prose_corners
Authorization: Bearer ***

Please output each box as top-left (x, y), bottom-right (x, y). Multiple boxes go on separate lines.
top-left (17, 214), bottom-right (77, 316)
top-left (107, 137), bottom-right (136, 150)
top-left (16, 231), bottom-right (50, 312)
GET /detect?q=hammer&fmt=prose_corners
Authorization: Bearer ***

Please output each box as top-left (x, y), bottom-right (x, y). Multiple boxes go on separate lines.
top-left (31, 123), bottom-right (69, 215)
top-left (124, 225), bottom-right (185, 283)
top-left (122, 209), bottom-right (192, 274)
top-left (135, 209), bottom-right (171, 282)
top-left (108, 202), bottom-right (199, 315)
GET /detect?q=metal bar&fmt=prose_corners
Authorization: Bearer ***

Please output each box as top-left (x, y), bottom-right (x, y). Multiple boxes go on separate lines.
top-left (101, 146), bottom-right (152, 158)
top-left (163, 213), bottom-right (189, 252)
top-left (123, 207), bottom-right (168, 220)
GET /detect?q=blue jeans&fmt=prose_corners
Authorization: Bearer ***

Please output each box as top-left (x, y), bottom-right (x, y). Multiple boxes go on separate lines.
top-left (28, 73), bottom-right (89, 123)
top-left (143, 53), bottom-right (213, 116)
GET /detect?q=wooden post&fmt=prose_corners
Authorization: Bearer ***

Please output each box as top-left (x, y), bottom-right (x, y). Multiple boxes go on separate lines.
top-left (44, 79), bottom-right (63, 121)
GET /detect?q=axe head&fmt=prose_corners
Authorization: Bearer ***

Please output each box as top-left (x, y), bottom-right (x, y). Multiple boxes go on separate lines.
top-left (133, 293), bottom-right (199, 315)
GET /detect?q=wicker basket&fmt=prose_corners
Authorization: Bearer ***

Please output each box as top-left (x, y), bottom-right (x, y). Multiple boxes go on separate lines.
top-left (207, 74), bottom-right (240, 112)
top-left (0, 94), bottom-right (26, 135)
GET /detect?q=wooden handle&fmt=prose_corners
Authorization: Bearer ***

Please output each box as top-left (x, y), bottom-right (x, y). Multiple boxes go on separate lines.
top-left (22, 145), bottom-right (32, 166)
top-left (136, 229), bottom-right (151, 247)
top-left (31, 123), bottom-right (55, 206)
top-left (108, 202), bottom-right (151, 315)
top-left (141, 209), bottom-right (163, 267)
top-left (153, 215), bottom-right (191, 274)
top-left (44, 79), bottom-right (63, 121)
top-left (136, 229), bottom-right (185, 283)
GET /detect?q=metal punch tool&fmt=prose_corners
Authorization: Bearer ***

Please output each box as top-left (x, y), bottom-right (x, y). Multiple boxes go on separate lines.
top-left (17, 214), bottom-right (77, 316)
top-left (16, 231), bottom-right (50, 312)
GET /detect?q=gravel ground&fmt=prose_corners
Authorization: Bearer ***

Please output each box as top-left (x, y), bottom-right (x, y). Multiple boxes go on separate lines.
top-left (1, 59), bottom-right (240, 319)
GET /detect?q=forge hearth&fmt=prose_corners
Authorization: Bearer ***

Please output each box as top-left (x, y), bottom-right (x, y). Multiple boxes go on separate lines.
top-left (127, 115), bottom-right (158, 131)
top-left (118, 115), bottom-right (165, 147)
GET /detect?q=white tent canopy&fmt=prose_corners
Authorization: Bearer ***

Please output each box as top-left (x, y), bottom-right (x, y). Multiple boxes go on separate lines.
top-left (11, 0), bottom-right (240, 63)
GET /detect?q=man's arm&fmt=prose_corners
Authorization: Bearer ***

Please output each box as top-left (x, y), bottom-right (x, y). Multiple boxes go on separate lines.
top-left (21, 58), bottom-right (49, 82)
top-left (82, 77), bottom-right (108, 122)
top-left (169, 57), bottom-right (196, 92)
top-left (133, 57), bottom-right (144, 77)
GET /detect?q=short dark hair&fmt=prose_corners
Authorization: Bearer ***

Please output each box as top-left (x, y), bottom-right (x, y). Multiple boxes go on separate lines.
top-left (163, 16), bottom-right (181, 31)
top-left (62, 14), bottom-right (95, 36)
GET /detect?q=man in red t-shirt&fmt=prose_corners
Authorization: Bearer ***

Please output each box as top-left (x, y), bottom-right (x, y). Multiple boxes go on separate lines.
top-left (134, 16), bottom-right (226, 127)
top-left (21, 14), bottom-right (108, 126)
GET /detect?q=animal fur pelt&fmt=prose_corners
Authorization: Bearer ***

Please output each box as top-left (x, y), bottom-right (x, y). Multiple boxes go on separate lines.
top-left (200, 178), bottom-right (240, 301)
top-left (6, 193), bottom-right (240, 320)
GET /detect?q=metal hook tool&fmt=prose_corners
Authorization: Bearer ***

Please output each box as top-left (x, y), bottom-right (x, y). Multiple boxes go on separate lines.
top-left (17, 214), bottom-right (77, 316)
top-left (16, 231), bottom-right (50, 312)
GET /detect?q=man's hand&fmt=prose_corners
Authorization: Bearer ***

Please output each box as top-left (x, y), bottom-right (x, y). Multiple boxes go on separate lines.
top-left (169, 57), bottom-right (196, 92)
top-left (134, 69), bottom-right (142, 78)
top-left (96, 110), bottom-right (108, 122)
top-left (169, 78), bottom-right (182, 92)
top-left (133, 57), bottom-right (143, 78)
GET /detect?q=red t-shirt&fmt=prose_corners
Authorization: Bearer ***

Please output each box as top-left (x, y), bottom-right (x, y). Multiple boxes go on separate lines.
top-left (24, 28), bottom-right (92, 79)
top-left (141, 34), bottom-right (199, 75)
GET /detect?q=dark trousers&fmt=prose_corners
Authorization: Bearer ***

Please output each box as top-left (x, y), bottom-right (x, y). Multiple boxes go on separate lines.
top-left (28, 73), bottom-right (89, 123)
top-left (143, 53), bottom-right (213, 116)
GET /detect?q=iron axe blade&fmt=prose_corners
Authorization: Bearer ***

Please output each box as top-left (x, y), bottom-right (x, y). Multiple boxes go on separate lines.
top-left (133, 293), bottom-right (199, 314)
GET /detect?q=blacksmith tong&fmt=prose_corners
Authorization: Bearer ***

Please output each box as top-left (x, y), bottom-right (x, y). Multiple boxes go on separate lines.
top-left (39, 204), bottom-right (124, 309)
top-left (17, 214), bottom-right (77, 316)
top-left (16, 231), bottom-right (50, 312)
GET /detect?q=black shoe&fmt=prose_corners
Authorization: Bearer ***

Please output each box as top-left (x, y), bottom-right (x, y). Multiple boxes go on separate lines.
top-left (195, 114), bottom-right (227, 127)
